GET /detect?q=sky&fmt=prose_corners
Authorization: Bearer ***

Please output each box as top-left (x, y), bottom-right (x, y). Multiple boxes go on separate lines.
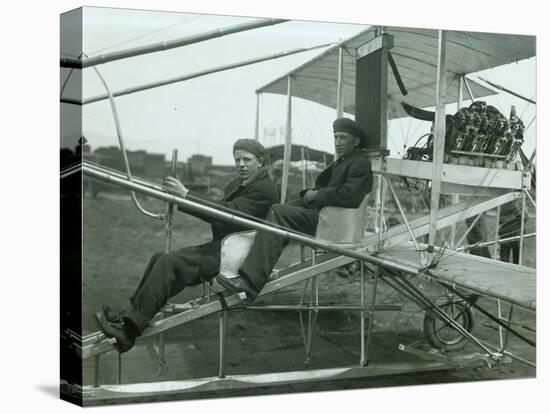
top-left (60, 7), bottom-right (536, 165)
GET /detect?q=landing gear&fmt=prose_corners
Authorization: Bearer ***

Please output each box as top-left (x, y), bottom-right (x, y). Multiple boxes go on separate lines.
top-left (423, 299), bottom-right (475, 351)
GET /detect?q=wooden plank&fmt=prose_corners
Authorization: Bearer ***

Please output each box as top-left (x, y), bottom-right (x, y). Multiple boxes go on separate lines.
top-left (378, 247), bottom-right (536, 311)
top-left (371, 157), bottom-right (527, 190)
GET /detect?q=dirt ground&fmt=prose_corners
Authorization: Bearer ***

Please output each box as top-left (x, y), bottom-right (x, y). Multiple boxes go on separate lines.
top-left (80, 194), bottom-right (536, 401)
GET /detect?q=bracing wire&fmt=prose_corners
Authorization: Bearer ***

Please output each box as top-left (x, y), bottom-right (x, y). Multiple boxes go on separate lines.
top-left (87, 15), bottom-right (202, 56)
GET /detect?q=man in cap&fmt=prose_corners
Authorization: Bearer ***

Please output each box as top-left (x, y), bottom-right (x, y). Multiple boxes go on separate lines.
top-left (217, 118), bottom-right (373, 300)
top-left (94, 139), bottom-right (279, 353)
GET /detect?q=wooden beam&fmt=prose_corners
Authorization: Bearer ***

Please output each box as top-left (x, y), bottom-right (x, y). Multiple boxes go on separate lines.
top-left (254, 94), bottom-right (260, 140)
top-left (336, 47), bottom-right (344, 117)
top-left (428, 30), bottom-right (447, 250)
top-left (281, 76), bottom-right (293, 203)
top-left (370, 157), bottom-right (527, 190)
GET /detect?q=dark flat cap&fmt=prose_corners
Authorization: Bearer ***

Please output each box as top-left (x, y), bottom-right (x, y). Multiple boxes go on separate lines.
top-left (333, 118), bottom-right (366, 146)
top-left (233, 138), bottom-right (266, 160)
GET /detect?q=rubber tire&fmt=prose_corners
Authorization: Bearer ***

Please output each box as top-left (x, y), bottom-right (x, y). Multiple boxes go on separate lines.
top-left (423, 300), bottom-right (475, 351)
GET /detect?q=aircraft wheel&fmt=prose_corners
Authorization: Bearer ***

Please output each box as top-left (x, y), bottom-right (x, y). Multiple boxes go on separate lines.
top-left (423, 300), bottom-right (474, 351)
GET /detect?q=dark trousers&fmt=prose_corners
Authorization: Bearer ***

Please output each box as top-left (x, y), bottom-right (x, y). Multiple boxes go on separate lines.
top-left (500, 241), bottom-right (520, 264)
top-left (240, 199), bottom-right (319, 291)
top-left (125, 243), bottom-right (220, 334)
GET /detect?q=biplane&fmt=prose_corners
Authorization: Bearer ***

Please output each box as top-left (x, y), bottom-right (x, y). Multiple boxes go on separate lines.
top-left (60, 10), bottom-right (536, 406)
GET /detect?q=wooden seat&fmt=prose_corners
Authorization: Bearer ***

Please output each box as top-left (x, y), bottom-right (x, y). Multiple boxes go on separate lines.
top-left (218, 195), bottom-right (370, 279)
top-left (315, 195), bottom-right (370, 243)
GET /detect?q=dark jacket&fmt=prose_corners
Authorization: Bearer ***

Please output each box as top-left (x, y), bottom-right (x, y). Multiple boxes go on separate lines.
top-left (301, 148), bottom-right (372, 209)
top-left (179, 167), bottom-right (279, 240)
top-left (176, 167), bottom-right (278, 279)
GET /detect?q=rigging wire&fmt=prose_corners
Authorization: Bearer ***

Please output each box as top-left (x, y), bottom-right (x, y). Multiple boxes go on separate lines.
top-left (87, 15), bottom-right (202, 56)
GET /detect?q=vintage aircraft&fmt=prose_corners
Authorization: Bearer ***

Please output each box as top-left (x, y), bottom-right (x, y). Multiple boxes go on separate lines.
top-left (60, 13), bottom-right (536, 405)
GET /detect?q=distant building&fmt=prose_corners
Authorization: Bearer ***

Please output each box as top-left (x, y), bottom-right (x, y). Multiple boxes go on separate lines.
top-left (188, 154), bottom-right (212, 175)
top-left (93, 146), bottom-right (166, 178)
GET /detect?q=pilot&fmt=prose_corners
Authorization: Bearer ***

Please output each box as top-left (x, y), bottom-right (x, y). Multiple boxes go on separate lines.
top-left (94, 139), bottom-right (279, 353)
top-left (217, 118), bottom-right (373, 300)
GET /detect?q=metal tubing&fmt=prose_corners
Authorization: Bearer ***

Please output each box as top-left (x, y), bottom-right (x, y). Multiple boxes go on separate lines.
top-left (364, 266), bottom-right (379, 366)
top-left (281, 76), bottom-right (293, 203)
top-left (245, 304), bottom-right (401, 312)
top-left (218, 311), bottom-right (227, 378)
top-left (457, 75), bottom-right (463, 110)
top-left (63, 43), bottom-right (331, 106)
top-left (428, 30), bottom-right (447, 255)
top-left (456, 232), bottom-right (536, 251)
top-left (479, 339), bottom-right (536, 368)
top-left (360, 261), bottom-right (366, 366)
top-left (437, 280), bottom-right (536, 346)
top-left (526, 149), bottom-right (537, 170)
top-left (477, 76), bottom-right (536, 105)
top-left (463, 77), bottom-right (475, 101)
top-left (493, 206), bottom-right (500, 259)
top-left (61, 19), bottom-right (289, 69)
top-left (305, 252), bottom-right (319, 360)
top-left (519, 191), bottom-right (526, 265)
top-left (82, 164), bottom-right (421, 274)
top-left (91, 66), bottom-right (164, 220)
top-left (384, 175), bottom-right (423, 255)
top-left (525, 189), bottom-right (536, 209)
top-left (392, 273), bottom-right (497, 356)
top-left (455, 213), bottom-right (482, 248)
top-left (93, 355), bottom-right (100, 387)
top-left (497, 299), bottom-right (504, 349)
top-left (378, 273), bottom-right (422, 305)
top-left (377, 175), bottom-right (386, 244)
top-left (165, 149), bottom-right (178, 253)
top-left (118, 353), bottom-right (122, 385)
top-left (157, 314), bottom-right (166, 375)
top-left (501, 305), bottom-right (514, 352)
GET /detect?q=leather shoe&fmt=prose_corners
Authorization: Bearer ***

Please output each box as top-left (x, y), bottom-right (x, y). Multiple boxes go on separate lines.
top-left (102, 305), bottom-right (125, 324)
top-left (216, 273), bottom-right (259, 301)
top-left (94, 310), bottom-right (136, 353)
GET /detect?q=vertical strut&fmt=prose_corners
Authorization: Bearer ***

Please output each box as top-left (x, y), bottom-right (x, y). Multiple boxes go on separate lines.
top-left (360, 261), bottom-right (366, 366)
top-left (218, 311), bottom-right (227, 378)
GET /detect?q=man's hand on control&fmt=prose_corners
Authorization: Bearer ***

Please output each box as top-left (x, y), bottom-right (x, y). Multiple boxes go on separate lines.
top-left (163, 176), bottom-right (189, 197)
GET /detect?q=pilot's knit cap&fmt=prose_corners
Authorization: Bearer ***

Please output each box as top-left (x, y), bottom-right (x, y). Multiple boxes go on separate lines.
top-left (233, 139), bottom-right (266, 160)
top-left (333, 118), bottom-right (366, 146)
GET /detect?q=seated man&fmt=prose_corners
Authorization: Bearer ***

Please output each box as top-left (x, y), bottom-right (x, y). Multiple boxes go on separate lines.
top-left (217, 118), bottom-right (373, 300)
top-left (94, 139), bottom-right (279, 353)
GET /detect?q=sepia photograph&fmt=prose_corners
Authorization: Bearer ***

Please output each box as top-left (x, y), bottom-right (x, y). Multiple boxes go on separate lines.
top-left (56, 1), bottom-right (539, 410)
